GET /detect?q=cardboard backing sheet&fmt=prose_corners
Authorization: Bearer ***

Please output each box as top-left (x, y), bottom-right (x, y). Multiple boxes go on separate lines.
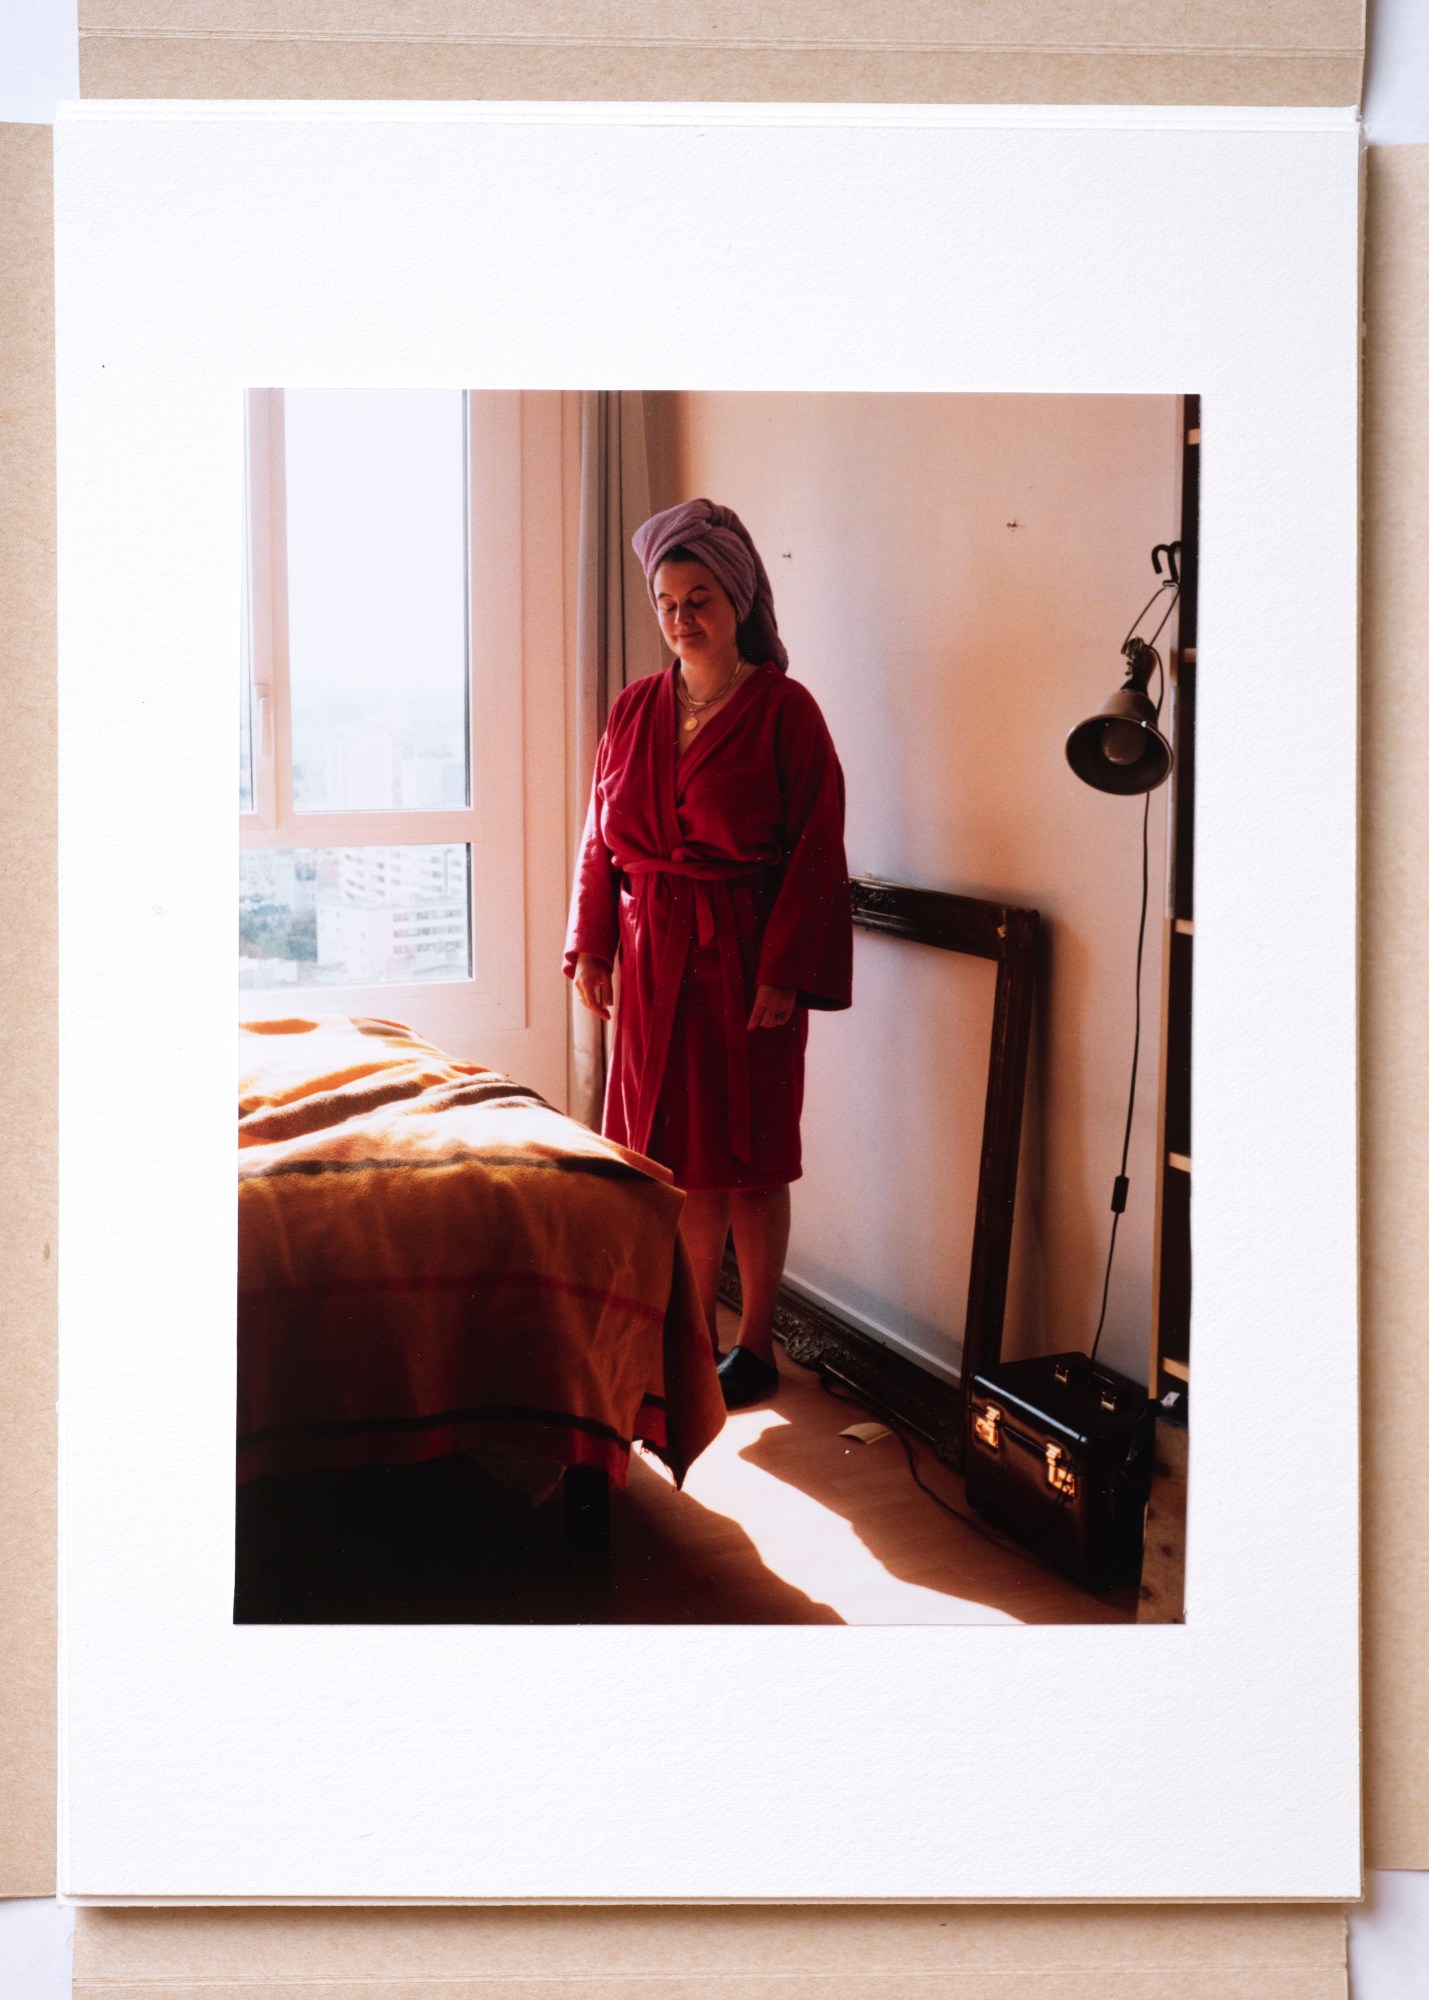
top-left (2, 2), bottom-right (1421, 1992)
top-left (76, 1), bottom-right (1365, 107)
top-left (70, 1904), bottom-right (1350, 1999)
top-left (0, 120), bottom-right (59, 1906)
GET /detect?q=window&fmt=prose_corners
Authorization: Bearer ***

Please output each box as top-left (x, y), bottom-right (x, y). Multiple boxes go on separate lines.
top-left (240, 389), bottom-right (529, 1059)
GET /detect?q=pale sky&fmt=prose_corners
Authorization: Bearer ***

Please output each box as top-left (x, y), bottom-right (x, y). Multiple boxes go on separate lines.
top-left (283, 388), bottom-right (467, 708)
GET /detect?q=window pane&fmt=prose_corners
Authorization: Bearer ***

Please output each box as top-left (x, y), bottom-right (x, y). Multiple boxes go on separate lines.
top-left (239, 664), bottom-right (254, 814)
top-left (239, 846), bottom-right (472, 990)
top-left (283, 389), bottom-right (469, 813)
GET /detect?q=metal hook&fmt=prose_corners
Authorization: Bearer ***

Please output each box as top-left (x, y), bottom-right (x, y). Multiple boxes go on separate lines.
top-left (1152, 541), bottom-right (1181, 587)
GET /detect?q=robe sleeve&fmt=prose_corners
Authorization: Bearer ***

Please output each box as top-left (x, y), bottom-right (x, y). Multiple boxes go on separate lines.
top-left (756, 688), bottom-right (853, 1010)
top-left (563, 735), bottom-right (621, 978)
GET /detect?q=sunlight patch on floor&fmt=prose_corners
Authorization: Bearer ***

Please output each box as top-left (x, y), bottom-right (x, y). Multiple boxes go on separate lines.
top-left (680, 1403), bottom-right (1021, 1626)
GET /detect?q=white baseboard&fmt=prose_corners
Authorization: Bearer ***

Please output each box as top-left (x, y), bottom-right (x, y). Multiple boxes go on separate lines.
top-left (779, 1268), bottom-right (962, 1388)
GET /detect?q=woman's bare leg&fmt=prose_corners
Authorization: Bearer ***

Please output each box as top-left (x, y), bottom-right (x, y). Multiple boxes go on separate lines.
top-left (679, 1189), bottom-right (733, 1352)
top-left (727, 1183), bottom-right (792, 1366)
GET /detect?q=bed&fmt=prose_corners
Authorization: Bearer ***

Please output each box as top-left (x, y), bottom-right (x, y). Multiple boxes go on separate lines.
top-left (237, 1015), bottom-right (725, 1566)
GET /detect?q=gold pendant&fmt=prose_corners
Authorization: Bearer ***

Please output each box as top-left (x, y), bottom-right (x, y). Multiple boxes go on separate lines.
top-left (684, 716), bottom-right (699, 732)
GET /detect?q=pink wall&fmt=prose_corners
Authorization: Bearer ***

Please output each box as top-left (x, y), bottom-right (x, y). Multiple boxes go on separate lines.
top-left (663, 392), bottom-right (1183, 1386)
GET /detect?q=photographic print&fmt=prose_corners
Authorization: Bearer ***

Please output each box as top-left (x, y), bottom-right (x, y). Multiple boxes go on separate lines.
top-left (233, 384), bottom-right (1196, 1632)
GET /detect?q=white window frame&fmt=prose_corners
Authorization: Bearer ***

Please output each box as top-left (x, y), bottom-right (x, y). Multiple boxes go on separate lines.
top-left (238, 388), bottom-right (528, 1059)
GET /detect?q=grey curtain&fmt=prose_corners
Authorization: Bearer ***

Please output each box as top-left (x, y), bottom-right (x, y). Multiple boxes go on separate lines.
top-left (569, 391), bottom-right (661, 1127)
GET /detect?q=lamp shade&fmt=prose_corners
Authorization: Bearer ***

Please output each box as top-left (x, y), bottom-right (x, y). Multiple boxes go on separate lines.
top-left (1066, 645), bottom-right (1173, 795)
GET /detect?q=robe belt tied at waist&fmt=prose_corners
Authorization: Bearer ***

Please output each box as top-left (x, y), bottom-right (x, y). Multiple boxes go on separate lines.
top-left (619, 857), bottom-right (775, 1166)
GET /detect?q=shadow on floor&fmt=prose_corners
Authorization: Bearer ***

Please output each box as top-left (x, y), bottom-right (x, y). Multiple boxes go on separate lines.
top-left (734, 1361), bottom-right (1138, 1625)
top-left (234, 1448), bottom-right (844, 1626)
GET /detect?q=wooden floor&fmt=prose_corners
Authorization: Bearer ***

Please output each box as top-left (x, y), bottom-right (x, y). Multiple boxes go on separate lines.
top-left (236, 1310), bottom-right (1137, 1627)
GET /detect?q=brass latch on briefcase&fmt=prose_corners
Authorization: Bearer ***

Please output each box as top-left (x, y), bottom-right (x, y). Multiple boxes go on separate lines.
top-left (974, 1403), bottom-right (1002, 1449)
top-left (1045, 1443), bottom-right (1076, 1498)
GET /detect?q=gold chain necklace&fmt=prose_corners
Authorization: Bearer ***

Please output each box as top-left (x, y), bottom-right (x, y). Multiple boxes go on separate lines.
top-left (676, 656), bottom-right (747, 733)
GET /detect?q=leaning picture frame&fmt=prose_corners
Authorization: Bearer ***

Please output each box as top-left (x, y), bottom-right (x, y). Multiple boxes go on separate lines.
top-left (719, 874), bottom-right (1041, 1471)
top-left (54, 100), bottom-right (1360, 1902)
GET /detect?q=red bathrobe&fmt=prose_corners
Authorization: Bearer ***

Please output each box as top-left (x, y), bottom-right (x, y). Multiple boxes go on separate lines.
top-left (564, 660), bottom-right (853, 1190)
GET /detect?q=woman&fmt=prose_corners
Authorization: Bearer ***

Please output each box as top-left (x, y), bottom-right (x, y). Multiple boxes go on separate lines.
top-left (564, 497), bottom-right (852, 1410)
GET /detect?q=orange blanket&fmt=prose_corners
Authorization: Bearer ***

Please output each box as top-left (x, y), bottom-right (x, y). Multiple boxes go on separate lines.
top-left (238, 1015), bottom-right (724, 1488)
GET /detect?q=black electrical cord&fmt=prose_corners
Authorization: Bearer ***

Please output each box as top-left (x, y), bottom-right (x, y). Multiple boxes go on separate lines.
top-left (1086, 635), bottom-right (1166, 1378)
top-left (1087, 793), bottom-right (1151, 1373)
top-left (1121, 575), bottom-right (1181, 654)
top-left (1144, 582), bottom-right (1181, 653)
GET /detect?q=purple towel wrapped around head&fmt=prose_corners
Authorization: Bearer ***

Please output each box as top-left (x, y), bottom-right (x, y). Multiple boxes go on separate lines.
top-left (631, 497), bottom-right (789, 673)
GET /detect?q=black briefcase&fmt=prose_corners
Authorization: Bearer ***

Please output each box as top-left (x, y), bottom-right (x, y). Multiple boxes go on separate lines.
top-left (964, 1352), bottom-right (1156, 1591)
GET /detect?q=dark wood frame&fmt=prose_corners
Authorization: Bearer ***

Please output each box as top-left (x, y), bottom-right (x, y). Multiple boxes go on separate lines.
top-left (722, 874), bottom-right (1038, 1469)
top-left (1136, 395), bottom-right (1199, 1624)
top-left (1151, 395), bottom-right (1198, 1411)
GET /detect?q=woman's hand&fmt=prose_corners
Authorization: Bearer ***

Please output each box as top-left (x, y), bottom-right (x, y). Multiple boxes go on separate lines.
top-left (574, 954), bottom-right (613, 1022)
top-left (748, 983), bottom-right (797, 1031)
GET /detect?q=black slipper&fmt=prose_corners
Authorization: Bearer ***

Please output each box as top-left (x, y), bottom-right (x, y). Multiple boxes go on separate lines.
top-left (717, 1346), bottom-right (779, 1410)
